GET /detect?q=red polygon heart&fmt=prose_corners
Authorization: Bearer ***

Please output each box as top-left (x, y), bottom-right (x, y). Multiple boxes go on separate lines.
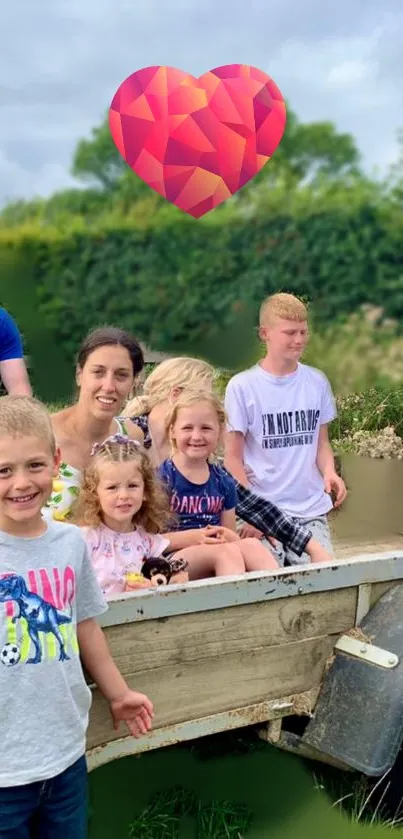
top-left (109, 64), bottom-right (286, 219)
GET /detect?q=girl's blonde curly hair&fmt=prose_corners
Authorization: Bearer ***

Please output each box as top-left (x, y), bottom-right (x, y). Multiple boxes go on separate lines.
top-left (71, 437), bottom-right (174, 533)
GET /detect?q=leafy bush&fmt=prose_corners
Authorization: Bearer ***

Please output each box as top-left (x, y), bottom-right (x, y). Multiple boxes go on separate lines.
top-left (0, 177), bottom-right (403, 401)
top-left (333, 387), bottom-right (403, 440)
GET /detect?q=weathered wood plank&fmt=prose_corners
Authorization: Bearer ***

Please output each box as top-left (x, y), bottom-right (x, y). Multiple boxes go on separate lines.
top-left (103, 587), bottom-right (357, 675)
top-left (100, 552), bottom-right (403, 627)
top-left (87, 632), bottom-right (337, 749)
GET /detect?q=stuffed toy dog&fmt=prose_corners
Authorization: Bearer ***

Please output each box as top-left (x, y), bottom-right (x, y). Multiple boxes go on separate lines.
top-left (125, 556), bottom-right (188, 589)
top-left (141, 557), bottom-right (174, 586)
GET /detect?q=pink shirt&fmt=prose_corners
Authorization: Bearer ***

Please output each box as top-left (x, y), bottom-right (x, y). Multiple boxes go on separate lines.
top-left (81, 523), bottom-right (169, 598)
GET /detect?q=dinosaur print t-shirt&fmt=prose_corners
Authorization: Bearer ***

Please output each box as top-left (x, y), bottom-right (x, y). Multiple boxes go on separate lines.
top-left (0, 519), bottom-right (107, 787)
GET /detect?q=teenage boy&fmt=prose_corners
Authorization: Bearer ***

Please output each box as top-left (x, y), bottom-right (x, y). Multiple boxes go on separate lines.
top-left (224, 293), bottom-right (346, 565)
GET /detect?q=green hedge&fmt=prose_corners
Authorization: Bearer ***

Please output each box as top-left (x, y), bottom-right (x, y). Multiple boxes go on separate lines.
top-left (0, 193), bottom-right (402, 401)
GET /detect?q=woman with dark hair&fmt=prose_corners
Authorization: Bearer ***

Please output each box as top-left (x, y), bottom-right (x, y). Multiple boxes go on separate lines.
top-left (46, 326), bottom-right (144, 521)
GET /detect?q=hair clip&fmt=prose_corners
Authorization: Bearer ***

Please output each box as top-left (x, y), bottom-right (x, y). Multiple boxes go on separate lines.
top-left (90, 434), bottom-right (141, 457)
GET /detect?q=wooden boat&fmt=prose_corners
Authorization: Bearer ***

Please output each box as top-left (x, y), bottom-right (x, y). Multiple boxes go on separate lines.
top-left (86, 540), bottom-right (403, 773)
top-left (87, 457), bottom-right (403, 776)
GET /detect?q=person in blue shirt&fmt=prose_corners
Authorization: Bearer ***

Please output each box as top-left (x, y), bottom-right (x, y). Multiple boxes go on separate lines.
top-left (0, 307), bottom-right (32, 395)
top-left (158, 389), bottom-right (280, 579)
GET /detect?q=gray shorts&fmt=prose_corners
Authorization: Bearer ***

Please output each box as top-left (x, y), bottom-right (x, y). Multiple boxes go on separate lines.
top-left (268, 515), bottom-right (333, 567)
top-left (236, 514), bottom-right (332, 567)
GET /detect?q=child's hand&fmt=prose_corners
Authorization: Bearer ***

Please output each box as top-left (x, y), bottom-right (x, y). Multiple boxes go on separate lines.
top-left (124, 572), bottom-right (151, 592)
top-left (217, 527), bottom-right (239, 543)
top-left (238, 523), bottom-right (264, 540)
top-left (199, 526), bottom-right (226, 544)
top-left (323, 470), bottom-right (347, 508)
top-left (124, 580), bottom-right (152, 591)
top-left (110, 690), bottom-right (154, 738)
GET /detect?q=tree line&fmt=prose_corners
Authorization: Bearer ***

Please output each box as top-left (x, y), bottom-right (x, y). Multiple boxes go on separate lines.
top-left (0, 106), bottom-right (402, 401)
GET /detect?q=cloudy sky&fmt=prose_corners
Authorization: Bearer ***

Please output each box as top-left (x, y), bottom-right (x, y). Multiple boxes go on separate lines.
top-left (1, 0), bottom-right (402, 207)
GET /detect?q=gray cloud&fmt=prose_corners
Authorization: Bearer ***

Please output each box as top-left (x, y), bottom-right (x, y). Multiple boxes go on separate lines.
top-left (1, 0), bottom-right (402, 205)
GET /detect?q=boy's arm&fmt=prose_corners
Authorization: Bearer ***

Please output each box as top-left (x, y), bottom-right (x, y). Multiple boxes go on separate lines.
top-left (223, 431), bottom-right (250, 487)
top-left (317, 425), bottom-right (347, 508)
top-left (75, 538), bottom-right (153, 737)
top-left (78, 618), bottom-right (154, 737)
top-left (0, 358), bottom-right (32, 396)
top-left (223, 435), bottom-right (264, 539)
top-left (223, 378), bottom-right (251, 487)
top-left (0, 309), bottom-right (32, 396)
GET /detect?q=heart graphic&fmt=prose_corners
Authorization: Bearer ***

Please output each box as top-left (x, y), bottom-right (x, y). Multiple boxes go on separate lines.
top-left (109, 64), bottom-right (286, 218)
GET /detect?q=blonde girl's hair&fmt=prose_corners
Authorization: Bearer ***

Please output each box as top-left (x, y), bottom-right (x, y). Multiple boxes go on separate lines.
top-left (165, 389), bottom-right (226, 456)
top-left (123, 356), bottom-right (217, 418)
top-left (70, 435), bottom-right (173, 533)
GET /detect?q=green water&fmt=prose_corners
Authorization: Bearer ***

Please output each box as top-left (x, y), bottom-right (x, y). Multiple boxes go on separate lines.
top-left (88, 733), bottom-right (395, 838)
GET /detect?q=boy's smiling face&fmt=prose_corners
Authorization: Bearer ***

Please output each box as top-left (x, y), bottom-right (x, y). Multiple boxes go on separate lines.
top-left (0, 434), bottom-right (60, 536)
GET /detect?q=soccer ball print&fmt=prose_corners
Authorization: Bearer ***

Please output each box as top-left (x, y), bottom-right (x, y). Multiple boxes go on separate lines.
top-left (1, 642), bottom-right (21, 666)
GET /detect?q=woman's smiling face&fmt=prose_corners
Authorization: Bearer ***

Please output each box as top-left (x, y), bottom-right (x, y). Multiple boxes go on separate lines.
top-left (76, 345), bottom-right (135, 420)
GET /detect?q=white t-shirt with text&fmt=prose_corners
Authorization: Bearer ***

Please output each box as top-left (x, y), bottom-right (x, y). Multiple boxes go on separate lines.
top-left (224, 362), bottom-right (337, 518)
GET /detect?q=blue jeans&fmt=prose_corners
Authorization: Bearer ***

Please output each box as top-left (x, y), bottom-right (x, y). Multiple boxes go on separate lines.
top-left (0, 755), bottom-right (88, 839)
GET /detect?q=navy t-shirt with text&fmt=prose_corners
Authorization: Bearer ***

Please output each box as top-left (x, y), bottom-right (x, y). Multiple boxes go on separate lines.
top-left (158, 459), bottom-right (238, 530)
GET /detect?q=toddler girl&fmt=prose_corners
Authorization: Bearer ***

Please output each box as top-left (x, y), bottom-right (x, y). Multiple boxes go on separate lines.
top-left (159, 391), bottom-right (280, 579)
top-left (72, 434), bottom-right (188, 599)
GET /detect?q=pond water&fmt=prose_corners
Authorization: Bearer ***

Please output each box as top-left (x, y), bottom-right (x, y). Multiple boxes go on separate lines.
top-left (89, 456), bottom-right (403, 838)
top-left (88, 735), bottom-right (396, 838)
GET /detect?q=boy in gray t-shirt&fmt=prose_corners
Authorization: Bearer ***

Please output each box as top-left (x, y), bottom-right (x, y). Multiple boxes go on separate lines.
top-left (0, 395), bottom-right (154, 838)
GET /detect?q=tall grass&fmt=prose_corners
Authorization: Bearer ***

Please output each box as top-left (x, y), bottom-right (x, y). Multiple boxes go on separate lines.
top-left (314, 769), bottom-right (403, 830)
top-left (129, 784), bottom-right (252, 838)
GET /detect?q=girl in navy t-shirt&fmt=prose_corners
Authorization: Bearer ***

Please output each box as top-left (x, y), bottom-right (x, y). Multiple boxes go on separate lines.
top-left (157, 390), bottom-right (279, 580)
